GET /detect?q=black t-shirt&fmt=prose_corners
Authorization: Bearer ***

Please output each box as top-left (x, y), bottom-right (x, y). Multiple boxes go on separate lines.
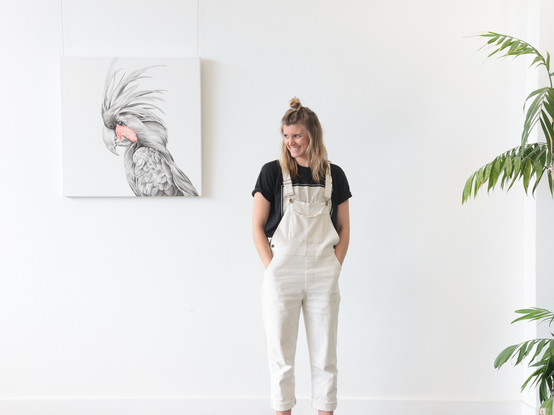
top-left (252, 160), bottom-right (352, 237)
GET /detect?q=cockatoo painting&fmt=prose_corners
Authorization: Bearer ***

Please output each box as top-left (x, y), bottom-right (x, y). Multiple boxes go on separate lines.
top-left (61, 57), bottom-right (201, 197)
top-left (101, 59), bottom-right (198, 197)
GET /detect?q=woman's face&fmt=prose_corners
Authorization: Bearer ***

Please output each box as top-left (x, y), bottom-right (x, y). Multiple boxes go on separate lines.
top-left (283, 124), bottom-right (310, 166)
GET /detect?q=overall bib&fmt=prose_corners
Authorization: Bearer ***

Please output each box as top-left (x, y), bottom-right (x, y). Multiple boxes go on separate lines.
top-left (262, 165), bottom-right (342, 412)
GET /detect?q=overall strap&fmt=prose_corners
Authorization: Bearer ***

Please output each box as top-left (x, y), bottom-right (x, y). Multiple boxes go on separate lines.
top-left (282, 166), bottom-right (295, 198)
top-left (324, 163), bottom-right (332, 201)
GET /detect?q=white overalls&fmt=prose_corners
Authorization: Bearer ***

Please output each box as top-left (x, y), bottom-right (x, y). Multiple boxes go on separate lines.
top-left (262, 165), bottom-right (342, 412)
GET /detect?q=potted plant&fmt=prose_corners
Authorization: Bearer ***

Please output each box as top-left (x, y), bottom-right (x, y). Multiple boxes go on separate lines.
top-left (463, 32), bottom-right (554, 202)
top-left (494, 308), bottom-right (554, 414)
top-left (464, 32), bottom-right (554, 414)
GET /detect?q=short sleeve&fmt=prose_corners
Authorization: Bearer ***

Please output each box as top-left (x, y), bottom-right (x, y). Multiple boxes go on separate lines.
top-left (331, 164), bottom-right (352, 205)
top-left (252, 161), bottom-right (280, 204)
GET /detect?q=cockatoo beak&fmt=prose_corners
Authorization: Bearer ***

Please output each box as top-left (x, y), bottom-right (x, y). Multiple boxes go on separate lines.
top-left (103, 126), bottom-right (119, 155)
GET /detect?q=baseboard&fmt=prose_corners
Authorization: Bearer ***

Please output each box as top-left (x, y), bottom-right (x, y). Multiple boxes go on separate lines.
top-left (0, 398), bottom-right (531, 415)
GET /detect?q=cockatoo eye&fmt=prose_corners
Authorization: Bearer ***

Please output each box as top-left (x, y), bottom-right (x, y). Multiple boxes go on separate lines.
top-left (117, 120), bottom-right (125, 126)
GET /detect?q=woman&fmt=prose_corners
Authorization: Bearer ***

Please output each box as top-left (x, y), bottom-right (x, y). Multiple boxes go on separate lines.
top-left (252, 97), bottom-right (351, 415)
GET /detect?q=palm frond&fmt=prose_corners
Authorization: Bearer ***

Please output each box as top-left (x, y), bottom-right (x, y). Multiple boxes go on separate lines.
top-left (494, 309), bottom-right (554, 405)
top-left (512, 308), bottom-right (554, 325)
top-left (475, 33), bottom-right (554, 147)
top-left (494, 339), bottom-right (553, 369)
top-left (479, 32), bottom-right (548, 70)
top-left (521, 87), bottom-right (554, 146)
top-left (462, 143), bottom-right (552, 203)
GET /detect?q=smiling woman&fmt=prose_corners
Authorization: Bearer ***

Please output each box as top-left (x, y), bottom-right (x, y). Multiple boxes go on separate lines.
top-left (282, 124), bottom-right (309, 165)
top-left (252, 97), bottom-right (352, 415)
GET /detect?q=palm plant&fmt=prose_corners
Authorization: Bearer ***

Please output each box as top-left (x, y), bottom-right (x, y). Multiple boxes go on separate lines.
top-left (462, 32), bottom-right (554, 203)
top-left (463, 33), bottom-right (554, 414)
top-left (495, 309), bottom-right (554, 414)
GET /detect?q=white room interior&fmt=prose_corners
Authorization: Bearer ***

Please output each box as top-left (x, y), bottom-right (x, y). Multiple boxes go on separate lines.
top-left (1, 0), bottom-right (554, 414)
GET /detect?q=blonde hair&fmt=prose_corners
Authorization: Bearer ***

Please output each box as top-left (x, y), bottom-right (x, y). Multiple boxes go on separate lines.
top-left (279, 97), bottom-right (328, 182)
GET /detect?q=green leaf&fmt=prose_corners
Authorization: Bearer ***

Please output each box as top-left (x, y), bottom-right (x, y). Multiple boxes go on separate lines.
top-left (523, 90), bottom-right (549, 146)
top-left (542, 115), bottom-right (554, 153)
top-left (533, 167), bottom-right (545, 195)
top-left (539, 378), bottom-right (548, 402)
top-left (513, 308), bottom-right (554, 325)
top-left (474, 168), bottom-right (483, 198)
top-left (524, 90), bottom-right (547, 120)
top-left (504, 156), bottom-right (513, 178)
top-left (531, 339), bottom-right (550, 364)
top-left (543, 358), bottom-right (554, 378)
top-left (479, 32), bottom-right (545, 65)
top-left (483, 162), bottom-right (492, 183)
top-left (462, 145), bottom-right (551, 200)
top-left (531, 55), bottom-right (544, 68)
top-left (514, 307), bottom-right (545, 319)
top-left (516, 340), bottom-right (535, 365)
top-left (523, 159), bottom-right (532, 192)
top-left (499, 39), bottom-right (513, 51)
top-left (521, 364), bottom-right (546, 390)
top-left (478, 32), bottom-right (547, 72)
top-left (515, 308), bottom-right (541, 315)
top-left (539, 143), bottom-right (548, 165)
top-left (513, 156), bottom-right (522, 176)
top-left (539, 116), bottom-right (551, 143)
top-left (495, 344), bottom-right (520, 368)
top-left (524, 87), bottom-right (550, 111)
top-left (508, 40), bottom-right (520, 54)
top-left (488, 158), bottom-right (501, 191)
top-left (544, 100), bottom-right (554, 121)
top-left (462, 174), bottom-right (474, 204)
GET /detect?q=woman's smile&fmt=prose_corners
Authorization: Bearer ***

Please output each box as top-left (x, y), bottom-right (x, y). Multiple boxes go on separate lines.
top-left (283, 124), bottom-right (310, 166)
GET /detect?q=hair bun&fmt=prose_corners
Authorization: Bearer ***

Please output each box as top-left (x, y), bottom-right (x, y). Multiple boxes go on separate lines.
top-left (289, 97), bottom-right (302, 111)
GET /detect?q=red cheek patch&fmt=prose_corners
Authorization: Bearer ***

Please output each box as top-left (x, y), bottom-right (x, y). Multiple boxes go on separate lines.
top-left (115, 125), bottom-right (137, 143)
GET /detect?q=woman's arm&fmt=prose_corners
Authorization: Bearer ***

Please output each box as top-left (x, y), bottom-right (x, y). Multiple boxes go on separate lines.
top-left (252, 192), bottom-right (273, 269)
top-left (334, 200), bottom-right (350, 265)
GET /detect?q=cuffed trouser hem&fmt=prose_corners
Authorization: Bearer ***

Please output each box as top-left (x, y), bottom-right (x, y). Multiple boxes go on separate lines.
top-left (311, 398), bottom-right (337, 412)
top-left (271, 397), bottom-right (296, 411)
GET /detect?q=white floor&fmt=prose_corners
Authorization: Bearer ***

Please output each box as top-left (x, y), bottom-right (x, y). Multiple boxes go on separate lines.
top-left (0, 398), bottom-right (532, 415)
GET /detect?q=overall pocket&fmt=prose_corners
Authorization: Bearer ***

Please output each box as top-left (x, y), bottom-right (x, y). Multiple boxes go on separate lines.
top-left (333, 251), bottom-right (343, 270)
top-left (288, 201), bottom-right (328, 242)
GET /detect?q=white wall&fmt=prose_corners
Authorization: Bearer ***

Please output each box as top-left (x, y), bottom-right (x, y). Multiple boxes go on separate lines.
top-left (0, 0), bottom-right (543, 414)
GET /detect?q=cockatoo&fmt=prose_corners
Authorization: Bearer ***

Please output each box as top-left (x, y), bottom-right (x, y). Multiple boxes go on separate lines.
top-left (101, 59), bottom-right (198, 196)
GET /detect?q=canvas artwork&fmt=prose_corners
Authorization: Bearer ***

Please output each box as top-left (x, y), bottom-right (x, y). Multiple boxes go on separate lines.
top-left (61, 57), bottom-right (201, 197)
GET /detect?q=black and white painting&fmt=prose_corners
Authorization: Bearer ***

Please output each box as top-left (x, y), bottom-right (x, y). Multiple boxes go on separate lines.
top-left (61, 57), bottom-right (201, 197)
